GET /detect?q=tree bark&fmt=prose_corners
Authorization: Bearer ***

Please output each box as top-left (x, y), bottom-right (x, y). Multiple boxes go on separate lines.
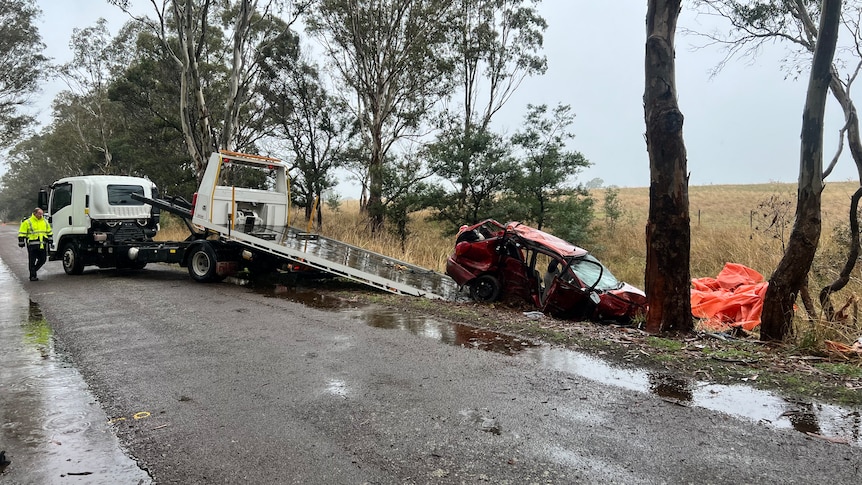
top-left (170, 0), bottom-right (213, 182)
top-left (643, 0), bottom-right (691, 333)
top-left (819, 187), bottom-right (862, 320)
top-left (222, 0), bottom-right (255, 153)
top-left (760, 0), bottom-right (842, 341)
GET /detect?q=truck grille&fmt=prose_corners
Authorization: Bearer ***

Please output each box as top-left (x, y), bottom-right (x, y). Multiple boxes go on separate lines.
top-left (113, 222), bottom-right (148, 242)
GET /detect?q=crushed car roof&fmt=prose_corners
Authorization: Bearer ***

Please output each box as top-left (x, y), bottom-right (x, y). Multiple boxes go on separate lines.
top-left (506, 222), bottom-right (588, 258)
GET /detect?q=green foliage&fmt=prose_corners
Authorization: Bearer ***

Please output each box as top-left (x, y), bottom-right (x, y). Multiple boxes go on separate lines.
top-left (106, 25), bottom-right (197, 198)
top-left (0, 135), bottom-right (67, 220)
top-left (258, 31), bottom-right (353, 226)
top-left (308, 0), bottom-right (459, 228)
top-left (505, 103), bottom-right (593, 232)
top-left (0, 0), bottom-right (48, 146)
top-left (603, 186), bottom-right (623, 234)
top-left (0, 0), bottom-right (564, 241)
top-left (450, 0), bottom-right (547, 131)
top-left (425, 103), bottom-right (595, 241)
top-left (381, 155), bottom-right (436, 251)
top-left (544, 189), bottom-right (595, 247)
top-left (585, 177), bottom-right (604, 189)
top-left (425, 128), bottom-right (517, 231)
top-left (325, 192), bottom-right (342, 212)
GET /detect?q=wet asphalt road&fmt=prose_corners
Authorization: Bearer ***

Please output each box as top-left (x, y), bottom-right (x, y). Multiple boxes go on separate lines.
top-left (0, 226), bottom-right (860, 484)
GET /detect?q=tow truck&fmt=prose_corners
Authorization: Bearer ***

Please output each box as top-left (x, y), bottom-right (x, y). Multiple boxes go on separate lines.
top-left (39, 150), bottom-right (458, 300)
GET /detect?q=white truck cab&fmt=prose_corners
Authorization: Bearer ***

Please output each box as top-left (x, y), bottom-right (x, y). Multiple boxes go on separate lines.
top-left (40, 175), bottom-right (160, 273)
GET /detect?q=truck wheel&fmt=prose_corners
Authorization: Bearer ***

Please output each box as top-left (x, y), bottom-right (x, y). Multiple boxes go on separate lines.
top-left (469, 274), bottom-right (501, 303)
top-left (188, 243), bottom-right (220, 282)
top-left (62, 243), bottom-right (85, 275)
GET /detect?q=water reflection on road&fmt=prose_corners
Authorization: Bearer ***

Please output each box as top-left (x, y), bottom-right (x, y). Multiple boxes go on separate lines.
top-left (0, 259), bottom-right (151, 484)
top-left (267, 283), bottom-right (862, 447)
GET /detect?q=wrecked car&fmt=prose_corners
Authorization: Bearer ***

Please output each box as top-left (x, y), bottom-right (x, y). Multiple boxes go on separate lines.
top-left (445, 219), bottom-right (647, 323)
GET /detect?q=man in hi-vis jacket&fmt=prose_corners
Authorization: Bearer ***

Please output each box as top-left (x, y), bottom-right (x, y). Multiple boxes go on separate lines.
top-left (18, 207), bottom-right (53, 281)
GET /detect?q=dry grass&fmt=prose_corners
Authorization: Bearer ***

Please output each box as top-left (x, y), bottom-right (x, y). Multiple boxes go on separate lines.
top-left (317, 201), bottom-right (454, 271)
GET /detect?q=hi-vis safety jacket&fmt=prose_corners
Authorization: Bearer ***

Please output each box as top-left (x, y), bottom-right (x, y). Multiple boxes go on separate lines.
top-left (18, 215), bottom-right (53, 249)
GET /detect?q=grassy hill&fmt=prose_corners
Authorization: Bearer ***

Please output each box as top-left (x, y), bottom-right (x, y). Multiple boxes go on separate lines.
top-left (592, 181), bottom-right (861, 288)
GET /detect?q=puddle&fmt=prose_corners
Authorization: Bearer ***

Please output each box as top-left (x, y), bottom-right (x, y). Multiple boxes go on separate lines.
top-left (266, 285), bottom-right (862, 446)
top-left (519, 346), bottom-right (861, 445)
top-left (264, 283), bottom-right (356, 310)
top-left (261, 284), bottom-right (534, 355)
top-left (0, 260), bottom-right (151, 484)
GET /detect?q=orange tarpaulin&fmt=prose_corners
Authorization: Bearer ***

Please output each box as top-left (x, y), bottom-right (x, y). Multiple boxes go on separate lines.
top-left (691, 263), bottom-right (768, 332)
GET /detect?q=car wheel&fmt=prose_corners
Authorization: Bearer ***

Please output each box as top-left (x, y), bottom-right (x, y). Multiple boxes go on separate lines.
top-left (470, 274), bottom-right (501, 303)
top-left (188, 243), bottom-right (221, 282)
top-left (62, 242), bottom-right (85, 275)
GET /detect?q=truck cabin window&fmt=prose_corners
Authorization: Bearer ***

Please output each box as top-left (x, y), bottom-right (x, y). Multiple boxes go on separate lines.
top-left (51, 183), bottom-right (73, 212)
top-left (108, 185), bottom-right (145, 205)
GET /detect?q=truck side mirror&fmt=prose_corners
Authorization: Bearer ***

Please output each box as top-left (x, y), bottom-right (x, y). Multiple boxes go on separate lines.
top-left (37, 188), bottom-right (49, 211)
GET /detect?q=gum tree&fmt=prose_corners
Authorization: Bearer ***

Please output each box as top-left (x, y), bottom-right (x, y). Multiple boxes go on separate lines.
top-left (506, 103), bottom-right (591, 235)
top-left (695, 0), bottom-right (844, 339)
top-left (762, 0), bottom-right (841, 340)
top-left (109, 0), bottom-right (309, 180)
top-left (258, 34), bottom-right (355, 227)
top-left (427, 0), bottom-right (547, 229)
top-left (0, 0), bottom-right (47, 147)
top-left (644, 0), bottom-right (692, 333)
top-left (306, 0), bottom-right (458, 231)
top-left (57, 19), bottom-right (125, 174)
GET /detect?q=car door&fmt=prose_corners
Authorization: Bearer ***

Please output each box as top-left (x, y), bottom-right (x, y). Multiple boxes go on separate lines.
top-left (542, 259), bottom-right (598, 319)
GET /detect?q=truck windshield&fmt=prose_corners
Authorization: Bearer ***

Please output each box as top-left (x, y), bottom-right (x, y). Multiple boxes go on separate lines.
top-left (108, 185), bottom-right (145, 205)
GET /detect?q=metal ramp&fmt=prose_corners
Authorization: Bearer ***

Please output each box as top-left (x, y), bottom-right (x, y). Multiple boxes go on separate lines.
top-left (223, 223), bottom-right (461, 300)
top-left (139, 192), bottom-right (460, 300)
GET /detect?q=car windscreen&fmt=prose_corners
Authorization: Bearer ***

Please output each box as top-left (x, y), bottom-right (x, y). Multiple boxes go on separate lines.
top-left (107, 185), bottom-right (145, 205)
top-left (567, 254), bottom-right (621, 290)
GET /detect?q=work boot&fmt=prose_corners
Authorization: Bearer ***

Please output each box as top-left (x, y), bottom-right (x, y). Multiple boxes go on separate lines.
top-left (29, 276), bottom-right (38, 281)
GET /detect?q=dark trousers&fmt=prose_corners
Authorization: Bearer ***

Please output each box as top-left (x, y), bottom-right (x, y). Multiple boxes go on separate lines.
top-left (27, 244), bottom-right (47, 279)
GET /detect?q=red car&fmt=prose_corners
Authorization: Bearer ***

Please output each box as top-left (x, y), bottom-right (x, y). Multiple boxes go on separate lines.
top-left (445, 219), bottom-right (647, 323)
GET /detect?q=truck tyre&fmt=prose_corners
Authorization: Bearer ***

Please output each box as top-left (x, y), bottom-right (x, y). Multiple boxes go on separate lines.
top-left (62, 242), bottom-right (85, 275)
top-left (469, 274), bottom-right (501, 303)
top-left (188, 243), bottom-right (221, 283)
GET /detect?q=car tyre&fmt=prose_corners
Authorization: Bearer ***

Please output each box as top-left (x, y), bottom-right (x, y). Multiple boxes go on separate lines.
top-left (62, 242), bottom-right (85, 275)
top-left (470, 274), bottom-right (501, 303)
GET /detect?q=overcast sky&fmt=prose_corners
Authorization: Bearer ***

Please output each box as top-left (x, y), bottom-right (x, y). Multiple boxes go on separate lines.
top-left (30, 0), bottom-right (859, 190)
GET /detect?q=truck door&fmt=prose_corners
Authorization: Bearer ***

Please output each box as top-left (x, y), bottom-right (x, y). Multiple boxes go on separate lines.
top-left (48, 181), bottom-right (85, 248)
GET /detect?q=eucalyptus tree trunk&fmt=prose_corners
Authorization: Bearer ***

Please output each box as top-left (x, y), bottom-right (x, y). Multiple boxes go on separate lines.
top-left (643, 0), bottom-right (692, 333)
top-left (760, 0), bottom-right (842, 341)
top-left (221, 0), bottom-right (256, 153)
top-left (172, 0), bottom-right (214, 182)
